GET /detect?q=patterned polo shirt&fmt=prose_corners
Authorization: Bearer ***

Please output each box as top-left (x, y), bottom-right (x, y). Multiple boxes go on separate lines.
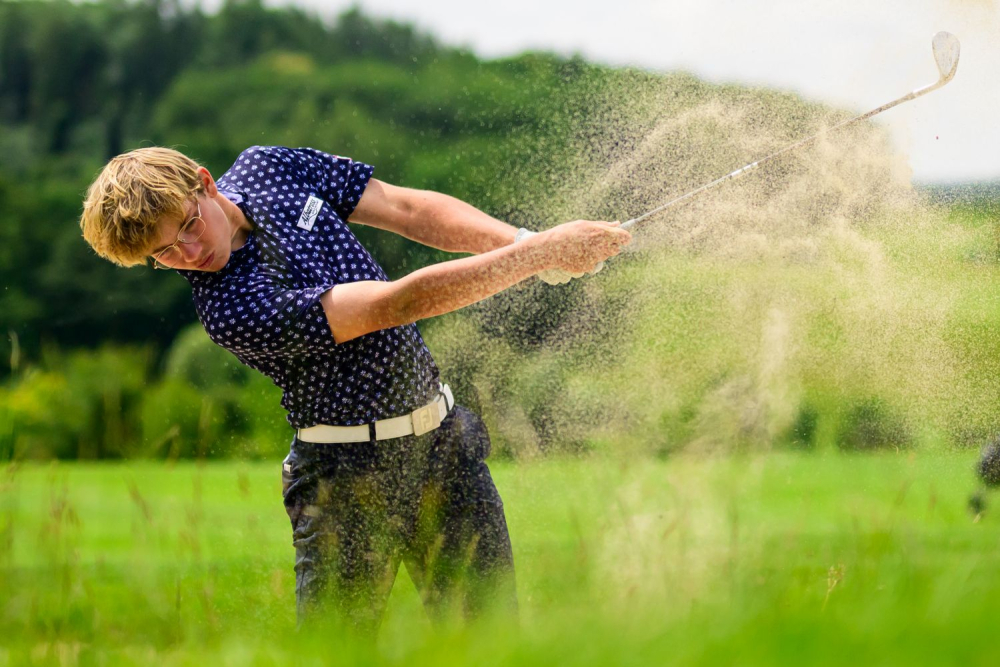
top-left (180, 146), bottom-right (441, 428)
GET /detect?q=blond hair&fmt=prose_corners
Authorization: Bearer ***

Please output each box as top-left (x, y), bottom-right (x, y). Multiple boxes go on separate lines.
top-left (80, 147), bottom-right (205, 267)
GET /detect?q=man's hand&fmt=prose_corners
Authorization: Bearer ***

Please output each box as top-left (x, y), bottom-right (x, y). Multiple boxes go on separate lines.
top-left (514, 228), bottom-right (582, 284)
top-left (516, 221), bottom-right (631, 283)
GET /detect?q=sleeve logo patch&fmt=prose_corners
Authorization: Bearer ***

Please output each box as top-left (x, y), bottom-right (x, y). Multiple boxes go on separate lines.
top-left (297, 195), bottom-right (324, 231)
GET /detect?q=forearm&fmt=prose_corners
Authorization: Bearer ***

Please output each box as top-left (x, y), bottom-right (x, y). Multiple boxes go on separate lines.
top-left (324, 235), bottom-right (549, 342)
top-left (381, 187), bottom-right (517, 254)
top-left (392, 235), bottom-right (546, 321)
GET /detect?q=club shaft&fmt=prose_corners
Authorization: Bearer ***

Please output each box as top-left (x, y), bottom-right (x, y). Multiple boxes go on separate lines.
top-left (621, 79), bottom-right (946, 231)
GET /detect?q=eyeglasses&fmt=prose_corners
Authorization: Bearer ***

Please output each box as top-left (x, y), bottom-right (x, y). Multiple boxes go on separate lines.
top-left (151, 203), bottom-right (207, 270)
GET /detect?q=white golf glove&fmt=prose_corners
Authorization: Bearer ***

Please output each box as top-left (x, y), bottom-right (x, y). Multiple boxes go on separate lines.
top-left (514, 228), bottom-right (603, 285)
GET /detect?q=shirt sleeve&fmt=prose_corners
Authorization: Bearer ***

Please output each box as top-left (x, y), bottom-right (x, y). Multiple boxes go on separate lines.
top-left (212, 281), bottom-right (336, 357)
top-left (256, 284), bottom-right (336, 355)
top-left (291, 147), bottom-right (375, 221)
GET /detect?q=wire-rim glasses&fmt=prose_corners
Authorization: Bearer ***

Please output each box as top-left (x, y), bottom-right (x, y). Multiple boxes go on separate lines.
top-left (151, 203), bottom-right (206, 270)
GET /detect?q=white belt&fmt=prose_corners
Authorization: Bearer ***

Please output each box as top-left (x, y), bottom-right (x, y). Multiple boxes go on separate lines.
top-left (297, 384), bottom-right (455, 444)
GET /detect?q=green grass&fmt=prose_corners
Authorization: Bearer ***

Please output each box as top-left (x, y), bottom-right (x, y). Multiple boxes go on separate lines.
top-left (3, 451), bottom-right (1000, 665)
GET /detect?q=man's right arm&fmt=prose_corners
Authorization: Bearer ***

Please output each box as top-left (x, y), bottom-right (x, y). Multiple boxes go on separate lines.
top-left (320, 220), bottom-right (630, 343)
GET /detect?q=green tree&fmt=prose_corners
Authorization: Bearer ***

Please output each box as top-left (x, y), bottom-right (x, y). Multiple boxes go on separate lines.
top-left (30, 2), bottom-right (107, 152)
top-left (99, 0), bottom-right (204, 157)
top-left (0, 2), bottom-right (34, 123)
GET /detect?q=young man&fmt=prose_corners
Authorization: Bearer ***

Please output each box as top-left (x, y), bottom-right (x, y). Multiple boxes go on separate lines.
top-left (80, 145), bottom-right (629, 633)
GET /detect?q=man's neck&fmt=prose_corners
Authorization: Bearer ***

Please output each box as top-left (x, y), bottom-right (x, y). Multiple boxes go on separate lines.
top-left (217, 194), bottom-right (252, 251)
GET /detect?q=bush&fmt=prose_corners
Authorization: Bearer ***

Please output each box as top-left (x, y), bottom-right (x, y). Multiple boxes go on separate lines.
top-left (2, 346), bottom-right (152, 459)
top-left (0, 332), bottom-right (292, 461)
top-left (158, 325), bottom-right (289, 458)
top-left (139, 379), bottom-right (222, 459)
top-left (164, 323), bottom-right (252, 390)
top-left (783, 403), bottom-right (819, 451)
top-left (837, 398), bottom-right (912, 452)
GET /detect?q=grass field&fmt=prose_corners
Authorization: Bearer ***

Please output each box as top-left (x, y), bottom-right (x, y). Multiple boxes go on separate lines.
top-left (3, 450), bottom-right (1000, 666)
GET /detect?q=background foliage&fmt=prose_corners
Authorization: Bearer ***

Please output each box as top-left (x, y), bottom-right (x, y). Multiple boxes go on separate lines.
top-left (1, 0), bottom-right (998, 461)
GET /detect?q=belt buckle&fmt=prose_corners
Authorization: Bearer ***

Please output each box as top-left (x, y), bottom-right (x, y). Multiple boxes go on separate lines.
top-left (411, 402), bottom-right (441, 437)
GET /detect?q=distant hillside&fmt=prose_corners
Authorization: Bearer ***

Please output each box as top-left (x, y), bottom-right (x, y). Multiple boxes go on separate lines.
top-left (919, 181), bottom-right (1000, 205)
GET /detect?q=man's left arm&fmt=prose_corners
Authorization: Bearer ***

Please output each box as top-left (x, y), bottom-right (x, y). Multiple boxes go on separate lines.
top-left (347, 178), bottom-right (517, 254)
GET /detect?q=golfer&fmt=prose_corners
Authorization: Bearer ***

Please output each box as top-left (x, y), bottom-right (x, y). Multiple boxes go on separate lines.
top-left (79, 145), bottom-right (629, 633)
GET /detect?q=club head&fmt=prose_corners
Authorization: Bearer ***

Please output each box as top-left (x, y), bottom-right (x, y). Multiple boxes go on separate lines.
top-left (932, 31), bottom-right (960, 83)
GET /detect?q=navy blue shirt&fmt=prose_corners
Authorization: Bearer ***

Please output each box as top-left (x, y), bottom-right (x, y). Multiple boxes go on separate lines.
top-left (181, 146), bottom-right (440, 428)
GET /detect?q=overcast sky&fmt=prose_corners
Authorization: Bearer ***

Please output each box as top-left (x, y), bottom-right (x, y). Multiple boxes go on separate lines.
top-left (209, 0), bottom-right (999, 183)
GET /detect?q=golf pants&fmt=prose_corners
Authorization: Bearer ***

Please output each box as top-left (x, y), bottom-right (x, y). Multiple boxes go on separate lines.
top-left (281, 405), bottom-right (517, 632)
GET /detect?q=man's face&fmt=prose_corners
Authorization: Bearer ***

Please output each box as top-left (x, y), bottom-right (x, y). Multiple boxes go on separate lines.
top-left (149, 196), bottom-right (233, 272)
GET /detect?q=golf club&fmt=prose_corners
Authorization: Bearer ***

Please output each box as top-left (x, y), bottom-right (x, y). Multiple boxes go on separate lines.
top-left (621, 31), bottom-right (961, 232)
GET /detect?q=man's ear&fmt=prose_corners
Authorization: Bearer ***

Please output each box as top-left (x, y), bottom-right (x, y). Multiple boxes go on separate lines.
top-left (197, 167), bottom-right (218, 197)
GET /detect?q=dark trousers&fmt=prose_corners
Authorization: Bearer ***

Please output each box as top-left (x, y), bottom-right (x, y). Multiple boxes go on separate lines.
top-left (281, 406), bottom-right (517, 633)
